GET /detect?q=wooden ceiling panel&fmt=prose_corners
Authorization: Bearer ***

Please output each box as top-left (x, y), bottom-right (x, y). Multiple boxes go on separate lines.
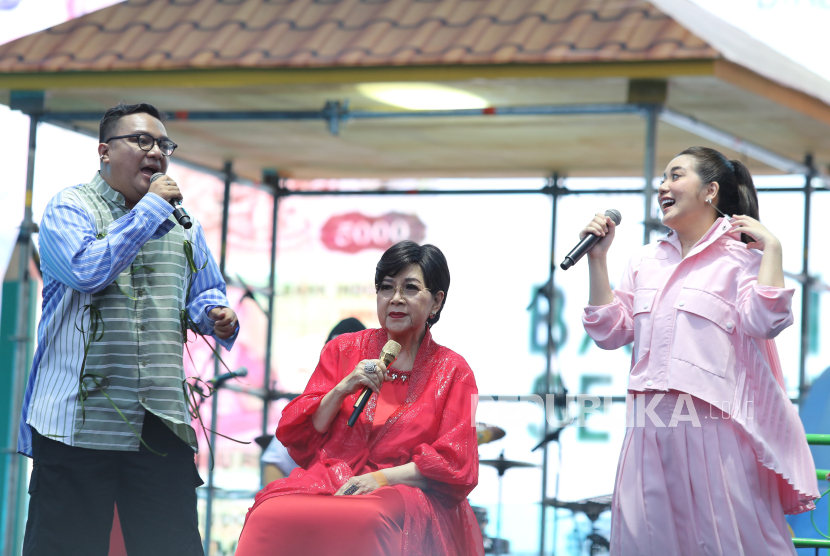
top-left (39, 76), bottom-right (631, 113)
top-left (69, 113), bottom-right (770, 180)
top-left (41, 71), bottom-right (829, 180)
top-left (667, 76), bottom-right (830, 171)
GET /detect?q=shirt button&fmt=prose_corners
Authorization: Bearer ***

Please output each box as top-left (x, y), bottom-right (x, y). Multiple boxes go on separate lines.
top-left (140, 397), bottom-right (147, 404)
top-left (136, 290), bottom-right (144, 297)
top-left (678, 301), bottom-right (685, 307)
top-left (726, 323), bottom-right (733, 330)
top-left (139, 325), bottom-right (146, 331)
top-left (646, 380), bottom-right (653, 386)
top-left (643, 304), bottom-right (649, 309)
top-left (722, 225), bottom-right (727, 230)
top-left (140, 361), bottom-right (147, 367)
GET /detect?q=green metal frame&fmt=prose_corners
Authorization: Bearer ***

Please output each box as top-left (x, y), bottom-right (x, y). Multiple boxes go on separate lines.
top-left (792, 435), bottom-right (830, 551)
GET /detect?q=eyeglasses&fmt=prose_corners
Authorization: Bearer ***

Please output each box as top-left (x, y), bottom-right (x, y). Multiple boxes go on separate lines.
top-left (104, 133), bottom-right (178, 156)
top-left (376, 283), bottom-right (431, 299)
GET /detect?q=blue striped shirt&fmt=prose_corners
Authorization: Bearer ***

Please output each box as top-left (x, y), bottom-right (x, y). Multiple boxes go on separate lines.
top-left (18, 173), bottom-right (236, 456)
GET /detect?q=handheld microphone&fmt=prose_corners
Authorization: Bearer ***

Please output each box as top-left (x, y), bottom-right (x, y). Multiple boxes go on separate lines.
top-left (560, 209), bottom-right (622, 270)
top-left (210, 367), bottom-right (248, 389)
top-left (150, 172), bottom-right (192, 229)
top-left (347, 341), bottom-right (401, 427)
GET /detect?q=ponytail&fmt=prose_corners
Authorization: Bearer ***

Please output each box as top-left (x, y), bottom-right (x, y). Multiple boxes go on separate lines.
top-left (728, 159), bottom-right (759, 221)
top-left (678, 147), bottom-right (760, 244)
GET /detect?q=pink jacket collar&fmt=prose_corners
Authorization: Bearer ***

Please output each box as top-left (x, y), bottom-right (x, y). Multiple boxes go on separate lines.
top-left (657, 217), bottom-right (740, 258)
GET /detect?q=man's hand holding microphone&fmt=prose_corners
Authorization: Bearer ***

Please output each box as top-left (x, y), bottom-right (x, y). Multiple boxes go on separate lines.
top-left (150, 172), bottom-right (192, 229)
top-left (148, 173), bottom-right (182, 205)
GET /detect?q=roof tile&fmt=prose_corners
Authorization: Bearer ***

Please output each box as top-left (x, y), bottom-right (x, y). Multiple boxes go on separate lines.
top-left (0, 0), bottom-right (718, 73)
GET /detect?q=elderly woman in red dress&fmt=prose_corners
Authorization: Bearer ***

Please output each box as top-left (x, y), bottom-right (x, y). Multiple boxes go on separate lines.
top-left (236, 241), bottom-right (484, 556)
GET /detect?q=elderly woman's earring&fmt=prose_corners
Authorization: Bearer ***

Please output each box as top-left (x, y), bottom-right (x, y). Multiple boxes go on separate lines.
top-left (430, 312), bottom-right (436, 318)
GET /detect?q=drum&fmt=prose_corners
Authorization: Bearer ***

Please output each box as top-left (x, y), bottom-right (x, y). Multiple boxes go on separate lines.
top-left (471, 505), bottom-right (489, 538)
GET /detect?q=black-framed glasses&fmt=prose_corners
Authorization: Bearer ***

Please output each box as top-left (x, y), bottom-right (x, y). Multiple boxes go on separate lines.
top-left (104, 133), bottom-right (178, 156)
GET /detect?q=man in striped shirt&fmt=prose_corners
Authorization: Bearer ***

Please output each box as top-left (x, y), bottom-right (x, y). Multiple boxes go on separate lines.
top-left (20, 102), bottom-right (239, 556)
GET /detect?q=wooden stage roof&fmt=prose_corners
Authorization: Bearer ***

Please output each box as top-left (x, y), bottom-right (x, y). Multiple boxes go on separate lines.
top-left (0, 0), bottom-right (828, 181)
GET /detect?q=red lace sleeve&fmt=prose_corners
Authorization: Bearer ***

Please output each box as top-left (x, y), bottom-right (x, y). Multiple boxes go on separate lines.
top-left (276, 340), bottom-right (342, 468)
top-left (411, 365), bottom-right (479, 507)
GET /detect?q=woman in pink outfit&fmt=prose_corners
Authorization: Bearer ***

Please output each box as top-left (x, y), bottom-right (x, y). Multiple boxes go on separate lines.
top-left (581, 146), bottom-right (819, 555)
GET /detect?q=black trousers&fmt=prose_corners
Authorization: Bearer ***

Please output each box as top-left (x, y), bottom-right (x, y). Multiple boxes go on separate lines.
top-left (22, 411), bottom-right (204, 556)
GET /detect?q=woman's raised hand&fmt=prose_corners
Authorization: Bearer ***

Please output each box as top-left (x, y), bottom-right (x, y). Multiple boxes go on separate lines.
top-left (336, 359), bottom-right (388, 396)
top-left (580, 213), bottom-right (616, 259)
top-left (730, 215), bottom-right (781, 252)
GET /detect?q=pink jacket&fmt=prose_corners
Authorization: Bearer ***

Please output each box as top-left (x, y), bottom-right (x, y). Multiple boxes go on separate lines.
top-left (583, 217), bottom-right (818, 513)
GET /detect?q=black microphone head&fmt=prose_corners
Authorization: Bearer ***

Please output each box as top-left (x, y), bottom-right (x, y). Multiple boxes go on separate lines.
top-left (150, 172), bottom-right (164, 183)
top-left (604, 209), bottom-right (621, 226)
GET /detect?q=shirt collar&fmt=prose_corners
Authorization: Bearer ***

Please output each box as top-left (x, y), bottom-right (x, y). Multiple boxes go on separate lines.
top-left (92, 172), bottom-right (126, 207)
top-left (657, 217), bottom-right (739, 256)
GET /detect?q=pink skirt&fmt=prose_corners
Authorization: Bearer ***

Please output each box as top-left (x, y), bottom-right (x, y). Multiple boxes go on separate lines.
top-left (611, 391), bottom-right (796, 556)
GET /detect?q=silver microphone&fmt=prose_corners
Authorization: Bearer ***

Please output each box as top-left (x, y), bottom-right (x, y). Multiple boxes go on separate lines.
top-left (560, 209), bottom-right (622, 270)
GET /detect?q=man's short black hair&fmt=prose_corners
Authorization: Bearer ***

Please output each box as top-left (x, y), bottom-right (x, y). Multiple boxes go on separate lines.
top-left (99, 102), bottom-right (166, 143)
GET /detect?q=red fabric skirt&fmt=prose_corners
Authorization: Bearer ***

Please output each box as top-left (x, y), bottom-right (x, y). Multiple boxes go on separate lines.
top-left (235, 487), bottom-right (405, 556)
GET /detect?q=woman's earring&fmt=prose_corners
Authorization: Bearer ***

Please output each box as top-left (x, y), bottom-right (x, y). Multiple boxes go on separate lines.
top-left (430, 313), bottom-right (436, 318)
top-left (707, 198), bottom-right (730, 219)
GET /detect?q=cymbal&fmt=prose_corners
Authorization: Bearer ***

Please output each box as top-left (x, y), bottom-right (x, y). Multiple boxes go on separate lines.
top-left (476, 422), bottom-right (506, 446)
top-left (254, 434), bottom-right (274, 450)
top-left (479, 452), bottom-right (537, 476)
top-left (543, 494), bottom-right (613, 522)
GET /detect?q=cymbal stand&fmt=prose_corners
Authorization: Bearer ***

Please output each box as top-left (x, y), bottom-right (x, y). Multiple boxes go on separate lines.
top-left (552, 439), bottom-right (562, 556)
top-left (532, 420), bottom-right (570, 556)
top-left (495, 450), bottom-right (506, 555)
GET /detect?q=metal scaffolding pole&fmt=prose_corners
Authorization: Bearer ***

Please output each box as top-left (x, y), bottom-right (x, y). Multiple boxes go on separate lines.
top-left (539, 174), bottom-right (559, 556)
top-left (2, 111), bottom-right (38, 556)
top-left (260, 172), bottom-right (280, 484)
top-left (203, 161), bottom-right (233, 555)
top-left (798, 155), bottom-right (815, 409)
top-left (643, 105), bottom-right (659, 244)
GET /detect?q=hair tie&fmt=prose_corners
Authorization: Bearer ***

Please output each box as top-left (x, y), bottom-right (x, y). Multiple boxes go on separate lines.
top-left (721, 155), bottom-right (735, 174)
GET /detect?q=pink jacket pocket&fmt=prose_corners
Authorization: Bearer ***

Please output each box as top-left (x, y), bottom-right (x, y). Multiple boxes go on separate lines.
top-left (671, 289), bottom-right (738, 378)
top-left (632, 289), bottom-right (657, 362)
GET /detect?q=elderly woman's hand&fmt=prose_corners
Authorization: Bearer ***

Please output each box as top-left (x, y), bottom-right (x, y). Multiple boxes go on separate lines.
top-left (335, 359), bottom-right (388, 397)
top-left (311, 359), bottom-right (388, 434)
top-left (334, 473), bottom-right (383, 496)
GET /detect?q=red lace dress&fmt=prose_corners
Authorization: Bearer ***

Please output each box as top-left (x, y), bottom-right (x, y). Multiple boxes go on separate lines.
top-left (237, 328), bottom-right (484, 556)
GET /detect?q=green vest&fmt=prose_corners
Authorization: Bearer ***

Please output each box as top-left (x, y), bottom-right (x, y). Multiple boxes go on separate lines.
top-left (72, 174), bottom-right (197, 451)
